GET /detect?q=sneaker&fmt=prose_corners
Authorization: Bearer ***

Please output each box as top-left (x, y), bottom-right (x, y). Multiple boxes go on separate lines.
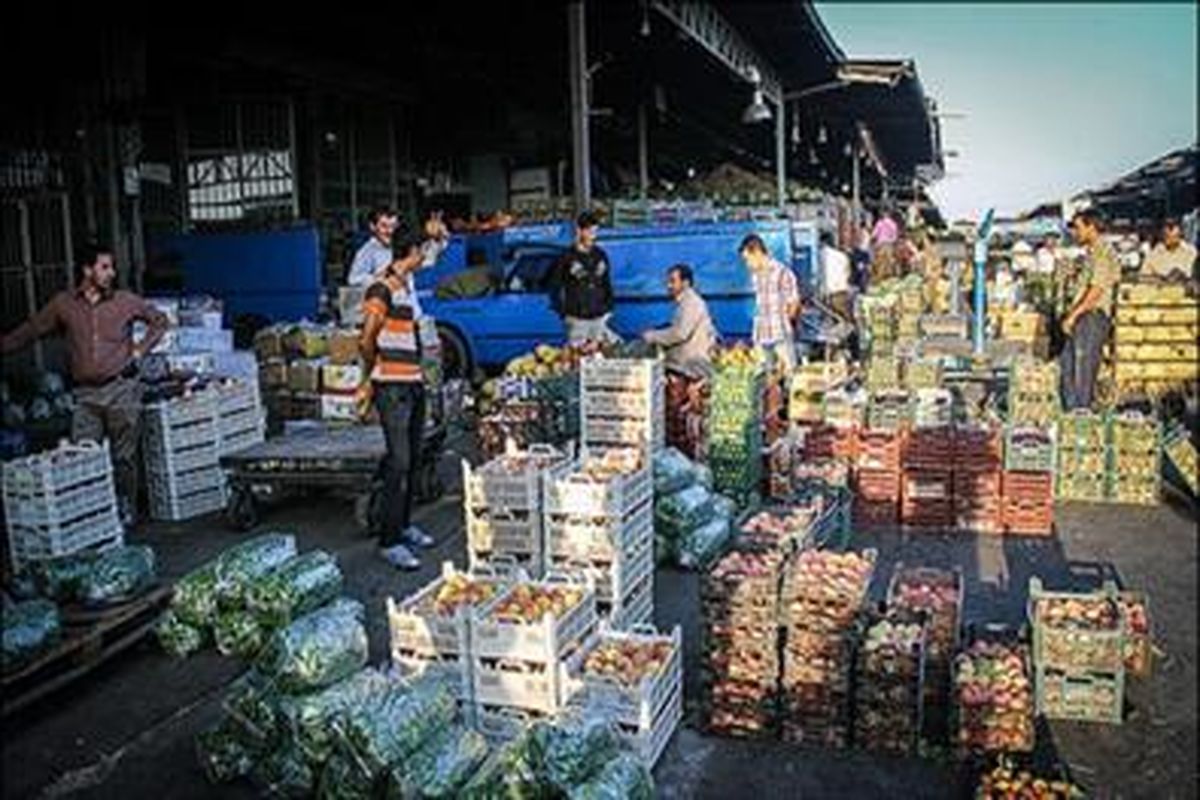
top-left (378, 544), bottom-right (421, 570)
top-left (403, 526), bottom-right (435, 549)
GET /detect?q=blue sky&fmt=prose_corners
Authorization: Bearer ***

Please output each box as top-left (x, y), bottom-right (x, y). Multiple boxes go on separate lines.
top-left (815, 2), bottom-right (1198, 221)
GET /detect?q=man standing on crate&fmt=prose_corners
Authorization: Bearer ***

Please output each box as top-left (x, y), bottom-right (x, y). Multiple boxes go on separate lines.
top-left (548, 210), bottom-right (619, 344)
top-left (1, 243), bottom-right (170, 527)
top-left (357, 233), bottom-right (439, 570)
top-left (1060, 210), bottom-right (1121, 410)
top-left (739, 233), bottom-right (801, 372)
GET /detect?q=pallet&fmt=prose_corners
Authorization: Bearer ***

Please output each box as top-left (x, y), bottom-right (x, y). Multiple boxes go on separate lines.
top-left (2, 585), bottom-right (172, 717)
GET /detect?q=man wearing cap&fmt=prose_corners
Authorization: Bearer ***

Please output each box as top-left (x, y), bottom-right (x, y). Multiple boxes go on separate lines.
top-left (1060, 210), bottom-right (1120, 410)
top-left (548, 211), bottom-right (618, 343)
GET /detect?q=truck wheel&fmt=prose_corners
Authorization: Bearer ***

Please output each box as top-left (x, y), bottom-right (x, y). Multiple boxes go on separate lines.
top-left (227, 486), bottom-right (258, 531)
top-left (438, 325), bottom-right (472, 383)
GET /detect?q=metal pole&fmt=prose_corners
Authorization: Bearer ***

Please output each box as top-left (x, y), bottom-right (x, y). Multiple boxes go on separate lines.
top-left (287, 98), bottom-right (301, 220)
top-left (972, 238), bottom-right (987, 354)
top-left (637, 102), bottom-right (649, 204)
top-left (775, 100), bottom-right (786, 211)
top-left (18, 200), bottom-right (44, 371)
top-left (851, 142), bottom-right (861, 229)
top-left (61, 193), bottom-right (75, 292)
top-left (567, 0), bottom-right (591, 213)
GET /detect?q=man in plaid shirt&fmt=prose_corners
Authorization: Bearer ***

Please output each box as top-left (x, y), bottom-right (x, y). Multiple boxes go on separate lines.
top-left (740, 234), bottom-right (801, 371)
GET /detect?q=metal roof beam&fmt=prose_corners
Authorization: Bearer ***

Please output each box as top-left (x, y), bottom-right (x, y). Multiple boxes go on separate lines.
top-left (651, 1), bottom-right (783, 104)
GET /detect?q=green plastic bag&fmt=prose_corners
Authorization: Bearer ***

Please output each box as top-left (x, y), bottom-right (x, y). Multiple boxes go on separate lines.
top-left (214, 609), bottom-right (267, 660)
top-left (156, 610), bottom-right (206, 658)
top-left (538, 716), bottom-right (623, 792)
top-left (279, 667), bottom-right (393, 766)
top-left (196, 717), bottom-right (257, 784)
top-left (2, 599), bottom-right (61, 672)
top-left (79, 546), bottom-right (156, 607)
top-left (677, 515), bottom-right (732, 571)
top-left (317, 745), bottom-right (377, 800)
top-left (214, 533), bottom-right (298, 610)
top-left (222, 670), bottom-right (282, 749)
top-left (172, 562), bottom-right (220, 628)
top-left (257, 598), bottom-right (367, 693)
top-left (245, 550), bottom-right (343, 629)
top-left (653, 448), bottom-right (697, 495)
top-left (458, 731), bottom-right (545, 799)
top-left (567, 753), bottom-right (655, 800)
top-left (655, 484), bottom-right (716, 539)
top-left (250, 736), bottom-right (316, 799)
top-left (337, 678), bottom-right (456, 779)
top-left (385, 725), bottom-right (490, 799)
top-left (26, 552), bottom-right (99, 602)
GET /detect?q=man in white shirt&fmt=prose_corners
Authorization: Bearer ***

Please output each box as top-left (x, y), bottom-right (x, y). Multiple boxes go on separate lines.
top-left (818, 231), bottom-right (851, 320)
top-left (346, 208), bottom-right (449, 319)
top-left (1034, 234), bottom-right (1059, 275)
top-left (1143, 218), bottom-right (1198, 280)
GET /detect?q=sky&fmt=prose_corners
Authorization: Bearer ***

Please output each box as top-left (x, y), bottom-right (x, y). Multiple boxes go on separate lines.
top-left (815, 2), bottom-right (1198, 222)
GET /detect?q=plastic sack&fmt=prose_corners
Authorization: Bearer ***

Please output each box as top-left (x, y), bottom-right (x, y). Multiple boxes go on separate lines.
top-left (250, 739), bottom-right (316, 799)
top-left (677, 515), bottom-right (732, 571)
top-left (214, 533), bottom-right (298, 610)
top-left (652, 448), bottom-right (697, 495)
top-left (214, 609), bottom-right (267, 660)
top-left (246, 550), bottom-right (344, 629)
top-left (567, 753), bottom-right (655, 800)
top-left (459, 730), bottom-right (544, 799)
top-left (79, 545), bottom-right (156, 607)
top-left (279, 667), bottom-right (393, 765)
top-left (2, 599), bottom-right (61, 672)
top-left (537, 716), bottom-right (623, 791)
top-left (156, 610), bottom-right (206, 658)
top-left (257, 598), bottom-right (367, 693)
top-left (692, 462), bottom-right (713, 490)
top-left (317, 747), bottom-right (376, 800)
top-left (385, 725), bottom-right (490, 799)
top-left (196, 717), bottom-right (257, 784)
top-left (222, 670), bottom-right (282, 748)
top-left (711, 494), bottom-right (737, 522)
top-left (172, 561), bottom-right (220, 627)
top-left (27, 552), bottom-right (100, 602)
top-left (655, 484), bottom-right (716, 537)
top-left (337, 678), bottom-right (457, 779)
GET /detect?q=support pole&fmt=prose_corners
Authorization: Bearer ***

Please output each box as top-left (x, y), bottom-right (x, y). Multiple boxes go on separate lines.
top-left (19, 200), bottom-right (44, 371)
top-left (972, 238), bottom-right (987, 354)
top-left (637, 102), bottom-right (649, 204)
top-left (568, 1), bottom-right (591, 213)
top-left (851, 142), bottom-right (861, 229)
top-left (775, 100), bottom-right (786, 211)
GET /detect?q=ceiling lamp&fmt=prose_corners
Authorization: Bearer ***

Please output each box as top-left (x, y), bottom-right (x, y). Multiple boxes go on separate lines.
top-left (843, 142), bottom-right (852, 158)
top-left (640, 0), bottom-right (651, 37)
top-left (741, 67), bottom-right (772, 125)
top-left (808, 147), bottom-right (819, 166)
top-left (818, 124), bottom-right (827, 145)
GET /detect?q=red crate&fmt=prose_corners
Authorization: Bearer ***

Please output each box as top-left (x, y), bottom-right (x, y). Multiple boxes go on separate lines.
top-left (1002, 508), bottom-right (1054, 536)
top-left (954, 471), bottom-right (1002, 498)
top-left (802, 424), bottom-right (859, 462)
top-left (856, 469), bottom-right (901, 501)
top-left (901, 499), bottom-right (955, 529)
top-left (902, 469), bottom-right (953, 501)
top-left (1002, 471), bottom-right (1055, 504)
top-left (854, 498), bottom-right (898, 527)
top-left (953, 425), bottom-right (1004, 473)
top-left (957, 512), bottom-right (1002, 534)
top-left (857, 430), bottom-right (904, 472)
top-left (904, 427), bottom-right (955, 470)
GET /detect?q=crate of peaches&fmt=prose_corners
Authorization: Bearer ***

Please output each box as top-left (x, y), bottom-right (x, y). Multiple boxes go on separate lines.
top-left (472, 572), bottom-right (597, 664)
top-left (701, 549), bottom-right (784, 622)
top-left (574, 623), bottom-right (683, 729)
top-left (543, 448), bottom-right (652, 518)
top-left (887, 564), bottom-right (963, 662)
top-left (1118, 591), bottom-right (1152, 678)
top-left (954, 636), bottom-right (1035, 757)
top-left (387, 561), bottom-right (516, 657)
top-left (1028, 578), bottom-right (1126, 674)
top-left (975, 756), bottom-right (1086, 799)
top-left (780, 549), bottom-right (877, 634)
top-left (462, 441), bottom-right (574, 514)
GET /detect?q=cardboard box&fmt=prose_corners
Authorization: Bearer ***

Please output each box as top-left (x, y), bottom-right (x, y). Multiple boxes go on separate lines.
top-left (320, 393), bottom-right (358, 422)
top-left (328, 329), bottom-right (361, 365)
top-left (321, 364), bottom-right (363, 393)
top-left (176, 327), bottom-right (234, 353)
top-left (288, 358), bottom-right (326, 394)
top-left (259, 358), bottom-right (288, 389)
top-left (284, 325), bottom-right (330, 359)
top-left (254, 326), bottom-right (287, 361)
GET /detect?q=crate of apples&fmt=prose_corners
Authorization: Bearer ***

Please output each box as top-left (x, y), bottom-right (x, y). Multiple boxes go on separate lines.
top-left (580, 625), bottom-right (682, 726)
top-left (1118, 592), bottom-right (1152, 677)
top-left (955, 641), bottom-right (1034, 755)
top-left (975, 758), bottom-right (1085, 800)
top-left (783, 550), bottom-right (875, 609)
top-left (429, 573), bottom-right (501, 616)
top-left (489, 583), bottom-right (584, 623)
top-left (888, 565), bottom-right (962, 659)
top-left (1030, 580), bottom-right (1125, 673)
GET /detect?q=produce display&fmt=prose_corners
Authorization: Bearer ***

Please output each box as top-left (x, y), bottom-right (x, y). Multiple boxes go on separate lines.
top-left (78, 545), bottom-right (157, 607)
top-left (2, 598), bottom-right (61, 672)
top-left (426, 573), bottom-right (501, 617)
top-left (156, 610), bottom-right (207, 658)
top-left (488, 584), bottom-right (585, 623)
top-left (384, 725), bottom-right (490, 799)
top-left (707, 346), bottom-right (765, 503)
top-left (583, 639), bottom-right (674, 687)
top-left (1031, 589), bottom-right (1124, 673)
top-left (888, 567), bottom-right (962, 662)
top-left (256, 598), bottom-right (368, 693)
top-left (213, 609), bottom-right (266, 659)
top-left (1118, 593), bottom-right (1152, 677)
top-left (975, 758), bottom-right (1085, 799)
top-left (954, 640), bottom-right (1034, 756)
top-left (781, 550), bottom-right (874, 633)
top-left (739, 505), bottom-right (818, 551)
top-left (331, 678), bottom-right (457, 780)
top-left (855, 613), bottom-right (926, 756)
top-left (244, 550), bottom-right (344, 629)
top-left (213, 533), bottom-right (299, 610)
top-left (278, 667), bottom-right (392, 765)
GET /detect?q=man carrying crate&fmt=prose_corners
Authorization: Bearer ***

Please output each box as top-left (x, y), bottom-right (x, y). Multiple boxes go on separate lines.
top-left (1, 242), bottom-right (170, 527)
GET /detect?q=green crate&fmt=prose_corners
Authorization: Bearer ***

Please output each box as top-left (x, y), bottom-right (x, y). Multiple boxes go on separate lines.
top-left (1163, 426), bottom-right (1198, 496)
top-left (1004, 425), bottom-right (1058, 473)
top-left (1035, 665), bottom-right (1124, 724)
top-left (1028, 578), bottom-right (1126, 674)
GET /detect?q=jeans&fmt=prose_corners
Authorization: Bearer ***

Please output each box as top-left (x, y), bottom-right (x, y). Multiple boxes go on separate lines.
top-left (73, 376), bottom-right (144, 519)
top-left (373, 382), bottom-right (425, 547)
top-left (1059, 310), bottom-right (1111, 410)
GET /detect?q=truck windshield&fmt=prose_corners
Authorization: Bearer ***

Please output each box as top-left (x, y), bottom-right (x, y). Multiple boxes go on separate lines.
top-left (507, 251), bottom-right (560, 293)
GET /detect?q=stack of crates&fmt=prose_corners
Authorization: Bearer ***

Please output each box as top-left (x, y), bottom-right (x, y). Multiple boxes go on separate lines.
top-left (469, 573), bottom-right (598, 739)
top-left (895, 286), bottom-right (924, 343)
top-left (214, 379), bottom-right (266, 457)
top-left (901, 426), bottom-right (955, 531)
top-left (913, 388), bottom-right (954, 429)
top-left (1112, 283), bottom-right (1200, 398)
top-left (867, 390), bottom-right (912, 432)
top-left (853, 608), bottom-right (927, 756)
top-left (953, 424), bottom-right (1004, 534)
top-left (1028, 578), bottom-right (1126, 725)
top-left (1002, 424), bottom-right (1056, 536)
top-left (543, 451), bottom-right (654, 628)
top-left (1008, 358), bottom-right (1060, 427)
top-left (903, 357), bottom-right (943, 392)
top-left (1108, 413), bottom-right (1161, 505)
top-left (580, 357), bottom-right (664, 459)
top-left (2, 440), bottom-right (123, 571)
top-left (462, 443), bottom-right (573, 578)
top-left (864, 354), bottom-right (902, 392)
top-left (143, 390), bottom-right (226, 521)
top-left (788, 362), bottom-right (848, 423)
top-left (862, 296), bottom-right (898, 357)
top-left (1056, 411), bottom-right (1110, 503)
top-left (707, 364), bottom-right (764, 505)
top-left (854, 430), bottom-right (904, 528)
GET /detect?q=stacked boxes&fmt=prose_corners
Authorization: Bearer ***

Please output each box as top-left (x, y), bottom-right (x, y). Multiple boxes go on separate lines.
top-left (463, 443), bottom-right (573, 578)
top-left (867, 390), bottom-right (912, 432)
top-left (854, 430), bottom-right (904, 528)
top-left (707, 363), bottom-right (764, 505)
top-left (214, 380), bottom-right (266, 457)
top-left (1112, 282), bottom-right (1200, 398)
top-left (864, 355), bottom-right (902, 393)
top-left (2, 441), bottom-right (123, 570)
top-left (954, 634), bottom-right (1035, 757)
top-left (1108, 413), bottom-right (1161, 505)
top-left (142, 390), bottom-right (226, 521)
top-left (543, 449), bottom-right (654, 628)
top-left (854, 610), bottom-right (926, 756)
top-left (1056, 411), bottom-right (1110, 502)
top-left (580, 357), bottom-right (664, 458)
top-left (902, 427), bottom-right (955, 530)
top-left (779, 549), bottom-right (875, 749)
top-left (1008, 358), bottom-right (1060, 427)
top-left (903, 357), bottom-right (944, 392)
top-left (862, 296), bottom-right (898, 356)
top-left (1029, 578), bottom-right (1126, 724)
top-left (788, 362), bottom-right (848, 423)
top-left (1001, 471), bottom-right (1055, 537)
top-left (953, 425), bottom-right (1003, 533)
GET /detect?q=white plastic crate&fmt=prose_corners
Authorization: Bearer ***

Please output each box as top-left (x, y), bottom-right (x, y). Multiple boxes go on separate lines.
top-left (148, 483), bottom-right (228, 522)
top-left (543, 463), bottom-right (653, 518)
top-left (620, 682), bottom-right (682, 769)
top-left (609, 573), bottom-right (655, 631)
top-left (214, 380), bottom-right (261, 416)
top-left (219, 406), bottom-right (265, 438)
top-left (147, 466), bottom-right (226, 500)
top-left (549, 528), bottom-right (654, 606)
top-left (210, 351), bottom-right (259, 383)
top-left (4, 475), bottom-right (117, 528)
top-left (469, 549), bottom-right (544, 581)
top-left (581, 357), bottom-right (663, 392)
top-left (462, 443), bottom-right (574, 514)
top-left (472, 656), bottom-right (579, 715)
top-left (466, 510), bottom-right (542, 559)
top-left (581, 416), bottom-right (665, 451)
top-left (219, 425), bottom-right (266, 457)
top-left (2, 440), bottom-right (113, 498)
top-left (144, 390), bottom-right (219, 425)
top-left (472, 573), bottom-right (598, 664)
top-left (387, 562), bottom-right (516, 657)
top-left (391, 649), bottom-right (474, 702)
top-left (581, 385), bottom-right (665, 419)
top-left (575, 624), bottom-right (682, 728)
top-left (176, 327), bottom-right (233, 353)
top-left (8, 506), bottom-right (123, 569)
top-left (545, 496), bottom-right (654, 563)
top-left (472, 704), bottom-right (550, 744)
top-left (144, 440), bottom-right (221, 475)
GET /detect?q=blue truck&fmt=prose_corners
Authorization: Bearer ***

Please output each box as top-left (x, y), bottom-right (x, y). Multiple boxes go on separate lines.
top-left (423, 219), bottom-right (818, 377)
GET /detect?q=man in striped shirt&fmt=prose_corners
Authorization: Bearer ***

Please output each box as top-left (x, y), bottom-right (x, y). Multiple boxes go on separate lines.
top-left (359, 234), bottom-right (437, 569)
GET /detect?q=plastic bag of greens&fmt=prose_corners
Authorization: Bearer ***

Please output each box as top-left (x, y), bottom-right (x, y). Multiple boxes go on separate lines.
top-left (677, 515), bottom-right (732, 571)
top-left (27, 552), bottom-right (99, 602)
top-left (655, 485), bottom-right (715, 535)
top-left (538, 716), bottom-right (623, 791)
top-left (246, 550), bottom-right (343, 629)
top-left (258, 598), bottom-right (367, 693)
top-left (711, 493), bottom-right (737, 522)
top-left (385, 725), bottom-right (490, 799)
top-left (459, 730), bottom-right (544, 799)
top-left (156, 610), bottom-right (206, 658)
top-left (222, 670), bottom-right (282, 749)
top-left (692, 462), bottom-right (713, 490)
top-left (79, 545), bottom-right (156, 607)
top-left (654, 533), bottom-right (676, 567)
top-left (7, 571), bottom-right (38, 602)
top-left (652, 448), bottom-right (697, 495)
top-left (279, 667), bottom-right (393, 765)
top-left (2, 599), bottom-right (61, 672)
top-left (316, 745), bottom-right (375, 800)
top-left (214, 609), bottom-right (267, 660)
top-left (338, 678), bottom-right (456, 779)
top-left (172, 561), bottom-right (220, 627)
top-left (250, 737), bottom-right (316, 799)
top-left (567, 753), bottom-right (655, 800)
top-left (196, 717), bottom-right (258, 784)
top-left (214, 533), bottom-right (298, 610)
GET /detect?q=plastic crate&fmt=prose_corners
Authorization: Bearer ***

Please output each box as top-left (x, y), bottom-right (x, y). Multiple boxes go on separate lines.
top-left (3, 471), bottom-right (117, 529)
top-left (581, 384), bottom-right (665, 419)
top-left (218, 406), bottom-right (264, 438)
top-left (219, 425), bottom-right (266, 457)
top-left (543, 462), bottom-right (653, 518)
top-left (855, 469), bottom-right (901, 502)
top-left (617, 681), bottom-right (682, 769)
top-left (148, 483), bottom-right (228, 522)
top-left (887, 564), bottom-right (963, 661)
top-left (213, 380), bottom-right (261, 415)
top-left (462, 444), bottom-right (574, 514)
top-left (147, 466), bottom-right (226, 500)
top-left (471, 573), bottom-right (598, 664)
top-left (1035, 666), bottom-right (1124, 724)
top-left (581, 357), bottom-right (663, 392)
top-left (472, 653), bottom-right (578, 715)
top-left (387, 561), bottom-right (515, 657)
top-left (144, 439), bottom-right (221, 475)
top-left (550, 530), bottom-right (654, 607)
top-left (2, 440), bottom-right (114, 498)
top-left (1028, 578), bottom-right (1126, 673)
top-left (857, 431), bottom-right (904, 472)
top-left (143, 414), bottom-right (221, 453)
top-left (608, 571), bottom-right (655, 631)
top-left (465, 510), bottom-right (541, 560)
top-left (570, 622), bottom-right (682, 728)
top-left (544, 497), bottom-right (653, 563)
top-left (1004, 426), bottom-right (1058, 473)
top-left (471, 704), bottom-right (549, 744)
top-left (469, 549), bottom-right (543, 581)
top-left (581, 417), bottom-right (665, 451)
top-left (391, 648), bottom-right (474, 702)
top-left (953, 424), bottom-right (1004, 472)
top-left (7, 505), bottom-right (123, 569)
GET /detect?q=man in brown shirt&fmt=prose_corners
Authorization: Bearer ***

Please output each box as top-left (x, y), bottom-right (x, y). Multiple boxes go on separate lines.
top-left (1060, 211), bottom-right (1120, 410)
top-left (1, 243), bottom-right (170, 525)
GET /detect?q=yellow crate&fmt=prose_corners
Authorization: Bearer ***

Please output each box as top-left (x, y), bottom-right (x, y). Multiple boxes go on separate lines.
top-left (1143, 325), bottom-right (1197, 343)
top-left (1160, 308), bottom-right (1199, 325)
top-left (1123, 344), bottom-right (1200, 363)
top-left (1118, 283), bottom-right (1193, 306)
top-left (1132, 309), bottom-right (1164, 325)
top-left (1114, 326), bottom-right (1144, 344)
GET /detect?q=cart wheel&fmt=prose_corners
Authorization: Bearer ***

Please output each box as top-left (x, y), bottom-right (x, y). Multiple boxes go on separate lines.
top-left (227, 486), bottom-right (258, 531)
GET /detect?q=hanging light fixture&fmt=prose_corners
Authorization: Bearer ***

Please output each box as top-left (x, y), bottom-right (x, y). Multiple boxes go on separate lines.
top-left (741, 67), bottom-right (772, 125)
top-left (790, 117), bottom-right (801, 146)
top-left (817, 124), bottom-right (827, 145)
top-left (640, 0), bottom-right (651, 37)
top-left (843, 142), bottom-right (852, 158)
top-left (808, 147), bottom-right (819, 166)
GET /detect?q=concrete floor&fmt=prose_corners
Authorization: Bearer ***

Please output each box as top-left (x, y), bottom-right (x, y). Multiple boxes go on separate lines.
top-left (3, 438), bottom-right (1197, 800)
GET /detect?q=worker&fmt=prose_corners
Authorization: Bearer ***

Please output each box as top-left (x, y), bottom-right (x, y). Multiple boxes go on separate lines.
top-left (1060, 210), bottom-right (1121, 410)
top-left (871, 210), bottom-right (900, 281)
top-left (641, 264), bottom-right (717, 379)
top-left (739, 233), bottom-right (801, 372)
top-left (357, 233), bottom-right (439, 570)
top-left (817, 231), bottom-right (852, 320)
top-left (1142, 218), bottom-right (1198, 280)
top-left (1034, 234), bottom-right (1060, 276)
top-left (548, 210), bottom-right (618, 343)
top-left (347, 207), bottom-right (450, 320)
top-left (1, 242), bottom-right (170, 527)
